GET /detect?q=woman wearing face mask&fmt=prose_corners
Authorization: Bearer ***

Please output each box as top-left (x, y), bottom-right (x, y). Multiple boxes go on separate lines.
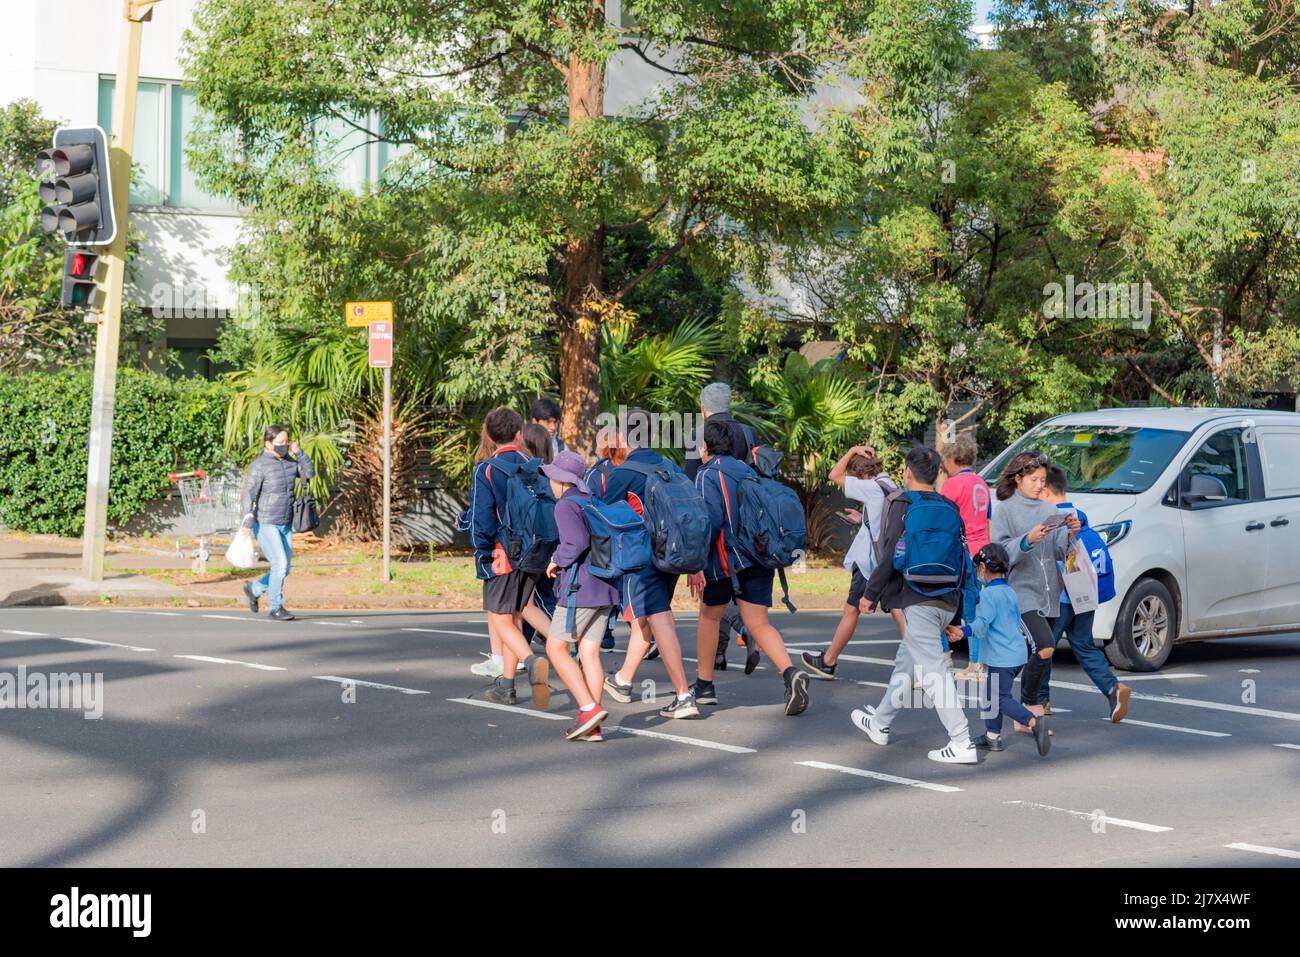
top-left (236, 424), bottom-right (315, 620)
top-left (990, 451), bottom-right (1080, 724)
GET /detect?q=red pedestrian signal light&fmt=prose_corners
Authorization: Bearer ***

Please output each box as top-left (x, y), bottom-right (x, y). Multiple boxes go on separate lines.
top-left (61, 249), bottom-right (101, 309)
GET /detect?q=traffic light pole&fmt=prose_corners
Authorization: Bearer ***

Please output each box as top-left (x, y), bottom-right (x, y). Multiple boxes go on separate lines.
top-left (81, 2), bottom-right (156, 581)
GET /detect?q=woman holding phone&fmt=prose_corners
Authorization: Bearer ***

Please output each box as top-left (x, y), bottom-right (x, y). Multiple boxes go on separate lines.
top-left (989, 451), bottom-right (1080, 722)
top-left (237, 424), bottom-right (315, 621)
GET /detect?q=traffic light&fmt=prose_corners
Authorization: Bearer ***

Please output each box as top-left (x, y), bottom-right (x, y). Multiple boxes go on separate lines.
top-left (37, 126), bottom-right (116, 246)
top-left (61, 249), bottom-right (102, 309)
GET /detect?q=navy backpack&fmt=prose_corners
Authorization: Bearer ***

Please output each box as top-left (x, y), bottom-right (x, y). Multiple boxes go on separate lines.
top-left (497, 456), bottom-right (559, 575)
top-left (723, 454), bottom-right (807, 613)
top-left (621, 460), bottom-right (711, 575)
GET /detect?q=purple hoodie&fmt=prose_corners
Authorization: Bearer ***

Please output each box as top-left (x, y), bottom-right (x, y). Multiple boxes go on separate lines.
top-left (553, 488), bottom-right (621, 609)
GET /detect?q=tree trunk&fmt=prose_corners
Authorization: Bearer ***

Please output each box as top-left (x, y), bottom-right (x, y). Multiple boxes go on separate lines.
top-left (558, 13), bottom-right (605, 457)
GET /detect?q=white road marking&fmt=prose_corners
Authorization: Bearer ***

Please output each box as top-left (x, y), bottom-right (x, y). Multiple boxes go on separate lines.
top-left (1113, 673), bottom-right (1207, 681)
top-left (200, 614), bottom-right (267, 623)
top-left (1, 629), bottom-right (47, 637)
top-left (53, 636), bottom-right (156, 652)
top-left (174, 654), bottom-right (285, 672)
top-left (1004, 801), bottom-right (1171, 833)
top-left (857, 680), bottom-right (890, 689)
top-left (1049, 678), bottom-right (1300, 722)
top-left (787, 640), bottom-right (900, 647)
top-left (683, 655), bottom-right (767, 671)
top-left (823, 653), bottom-right (898, 666)
top-left (1239, 669), bottom-right (1261, 674)
top-left (403, 627), bottom-right (489, 638)
top-left (314, 621), bottom-right (363, 628)
top-left (109, 609), bottom-right (183, 617)
top-left (607, 726), bottom-right (756, 754)
top-left (1225, 842), bottom-right (1300, 860)
top-left (1118, 718), bottom-right (1229, 737)
top-left (446, 697), bottom-right (567, 720)
top-left (797, 760), bottom-right (963, 793)
top-left (314, 676), bottom-right (428, 694)
top-left (1273, 743), bottom-right (1300, 751)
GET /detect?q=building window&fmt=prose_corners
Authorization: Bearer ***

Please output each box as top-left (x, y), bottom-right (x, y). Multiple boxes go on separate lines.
top-left (98, 76), bottom-right (234, 210)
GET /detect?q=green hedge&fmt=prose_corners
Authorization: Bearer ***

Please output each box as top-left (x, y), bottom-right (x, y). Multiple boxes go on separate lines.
top-left (0, 369), bottom-right (231, 536)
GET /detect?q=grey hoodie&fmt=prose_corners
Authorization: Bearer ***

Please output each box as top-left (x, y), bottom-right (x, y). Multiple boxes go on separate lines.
top-left (989, 490), bottom-right (1071, 618)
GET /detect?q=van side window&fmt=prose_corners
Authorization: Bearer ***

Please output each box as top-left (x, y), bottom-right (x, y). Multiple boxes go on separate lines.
top-left (1179, 428), bottom-right (1251, 508)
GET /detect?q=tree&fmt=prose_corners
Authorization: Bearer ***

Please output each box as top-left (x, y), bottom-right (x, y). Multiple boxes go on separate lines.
top-left (180, 1), bottom-right (952, 452)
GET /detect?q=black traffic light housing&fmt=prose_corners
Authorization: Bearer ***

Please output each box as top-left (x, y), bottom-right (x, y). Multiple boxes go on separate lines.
top-left (61, 249), bottom-right (103, 309)
top-left (37, 126), bottom-right (116, 246)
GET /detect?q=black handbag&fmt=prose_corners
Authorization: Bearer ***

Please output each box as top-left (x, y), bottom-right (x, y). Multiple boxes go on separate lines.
top-left (292, 477), bottom-right (319, 533)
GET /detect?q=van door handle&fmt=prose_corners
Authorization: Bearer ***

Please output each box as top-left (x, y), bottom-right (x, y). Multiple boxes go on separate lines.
top-left (1272, 517), bottom-right (1290, 527)
top-left (1245, 521), bottom-right (1266, 531)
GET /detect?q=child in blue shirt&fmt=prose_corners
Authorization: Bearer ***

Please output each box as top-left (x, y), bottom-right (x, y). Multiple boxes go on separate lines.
top-left (947, 543), bottom-right (1050, 756)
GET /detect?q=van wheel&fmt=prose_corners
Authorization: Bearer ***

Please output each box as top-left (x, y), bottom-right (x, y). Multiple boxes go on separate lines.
top-left (1105, 578), bottom-right (1176, 672)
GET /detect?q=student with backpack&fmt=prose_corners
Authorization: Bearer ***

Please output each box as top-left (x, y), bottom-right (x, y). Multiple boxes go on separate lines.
top-left (585, 425), bottom-right (620, 654)
top-left (940, 434), bottom-right (993, 681)
top-left (849, 446), bottom-right (981, 765)
top-left (541, 451), bottom-right (622, 742)
top-left (1038, 466), bottom-right (1132, 722)
top-left (597, 410), bottom-right (701, 719)
top-left (687, 418), bottom-right (812, 715)
top-left (521, 423), bottom-right (558, 651)
top-left (468, 407), bottom-right (553, 708)
top-left (802, 443), bottom-right (907, 680)
top-left (989, 452), bottom-right (1080, 720)
top-left (944, 544), bottom-right (1050, 756)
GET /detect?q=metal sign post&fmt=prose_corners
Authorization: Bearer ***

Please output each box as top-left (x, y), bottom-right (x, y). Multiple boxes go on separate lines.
top-left (366, 318), bottom-right (394, 583)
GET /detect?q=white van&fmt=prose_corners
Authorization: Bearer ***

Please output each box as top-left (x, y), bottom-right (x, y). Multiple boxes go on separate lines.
top-left (982, 408), bottom-right (1300, 671)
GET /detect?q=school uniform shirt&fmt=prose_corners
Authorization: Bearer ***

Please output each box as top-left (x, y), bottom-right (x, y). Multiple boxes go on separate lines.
top-left (940, 468), bottom-right (993, 555)
top-left (842, 472), bottom-right (894, 575)
top-left (694, 454), bottom-right (758, 581)
top-left (551, 488), bottom-right (620, 608)
top-left (960, 579), bottom-right (1026, 668)
top-left (468, 445), bottom-right (530, 580)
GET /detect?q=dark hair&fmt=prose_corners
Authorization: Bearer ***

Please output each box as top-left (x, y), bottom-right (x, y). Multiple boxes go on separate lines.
top-left (1044, 464), bottom-right (1069, 496)
top-left (847, 449), bottom-right (882, 479)
top-left (703, 418), bottom-right (733, 457)
top-left (905, 445), bottom-right (941, 485)
top-left (483, 407), bottom-right (524, 445)
top-left (521, 422), bottom-right (553, 463)
top-left (974, 542), bottom-right (1010, 575)
top-left (263, 424), bottom-right (291, 444)
top-left (622, 407), bottom-right (652, 449)
top-left (995, 450), bottom-right (1051, 501)
top-left (530, 398), bottom-right (561, 422)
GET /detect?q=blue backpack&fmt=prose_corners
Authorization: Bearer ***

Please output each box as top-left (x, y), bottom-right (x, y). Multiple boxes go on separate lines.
top-left (497, 456), bottom-right (559, 575)
top-left (722, 456), bottom-right (807, 613)
top-left (1077, 524), bottom-right (1117, 604)
top-left (577, 498), bottom-right (650, 580)
top-left (621, 459), bottom-right (711, 575)
top-left (892, 491), bottom-right (969, 598)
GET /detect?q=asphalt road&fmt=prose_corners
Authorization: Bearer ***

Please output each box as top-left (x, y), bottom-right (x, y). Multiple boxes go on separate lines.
top-left (2, 604), bottom-right (1299, 867)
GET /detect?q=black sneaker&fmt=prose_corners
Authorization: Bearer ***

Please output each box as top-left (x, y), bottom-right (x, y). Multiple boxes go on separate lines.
top-left (268, 607), bottom-right (296, 621)
top-left (801, 650), bottom-right (837, 680)
top-left (783, 669), bottom-right (810, 716)
top-left (644, 639), bottom-right (660, 661)
top-left (692, 679), bottom-right (718, 706)
top-left (483, 678), bottom-right (517, 706)
top-left (243, 581), bottom-right (260, 614)
top-left (603, 673), bottom-right (634, 704)
top-left (742, 630), bottom-right (760, 675)
top-left (601, 632), bottom-right (615, 653)
top-left (973, 733), bottom-right (1005, 752)
top-left (659, 692), bottom-right (699, 719)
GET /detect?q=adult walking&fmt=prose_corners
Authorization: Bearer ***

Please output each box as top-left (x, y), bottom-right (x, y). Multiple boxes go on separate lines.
top-left (237, 424), bottom-right (316, 621)
top-left (988, 451), bottom-right (1079, 717)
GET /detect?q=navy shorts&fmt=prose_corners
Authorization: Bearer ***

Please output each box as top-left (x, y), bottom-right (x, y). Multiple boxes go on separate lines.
top-left (620, 566), bottom-right (678, 618)
top-left (702, 567), bottom-right (774, 608)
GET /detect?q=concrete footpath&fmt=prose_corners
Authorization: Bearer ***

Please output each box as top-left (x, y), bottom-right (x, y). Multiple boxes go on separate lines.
top-left (0, 534), bottom-right (218, 608)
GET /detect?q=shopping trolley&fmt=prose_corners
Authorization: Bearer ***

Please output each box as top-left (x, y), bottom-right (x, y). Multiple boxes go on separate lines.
top-left (168, 469), bottom-right (245, 573)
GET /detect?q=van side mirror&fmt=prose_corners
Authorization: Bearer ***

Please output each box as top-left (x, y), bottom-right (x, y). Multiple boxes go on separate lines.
top-left (1183, 473), bottom-right (1228, 505)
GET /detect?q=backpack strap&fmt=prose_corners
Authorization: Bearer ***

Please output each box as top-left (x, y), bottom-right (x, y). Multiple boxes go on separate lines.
top-left (619, 459), bottom-right (668, 481)
top-left (777, 566), bottom-right (796, 614)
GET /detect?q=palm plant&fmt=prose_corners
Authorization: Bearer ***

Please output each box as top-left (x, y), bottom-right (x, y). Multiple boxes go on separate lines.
top-left (747, 353), bottom-right (872, 551)
top-left (599, 317), bottom-right (727, 416)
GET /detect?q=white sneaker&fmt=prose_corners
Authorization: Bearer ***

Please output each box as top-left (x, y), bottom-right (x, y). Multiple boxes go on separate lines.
top-left (470, 659), bottom-right (503, 678)
top-left (850, 708), bottom-right (890, 746)
top-left (928, 740), bottom-right (979, 765)
top-left (944, 651), bottom-right (956, 673)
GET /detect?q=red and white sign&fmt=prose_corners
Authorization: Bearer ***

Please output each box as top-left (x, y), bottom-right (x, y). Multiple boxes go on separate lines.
top-left (368, 321), bottom-right (393, 368)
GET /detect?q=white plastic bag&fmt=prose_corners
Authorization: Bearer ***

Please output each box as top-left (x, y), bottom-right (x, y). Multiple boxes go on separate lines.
top-left (225, 532), bottom-right (259, 569)
top-left (1062, 538), bottom-right (1099, 613)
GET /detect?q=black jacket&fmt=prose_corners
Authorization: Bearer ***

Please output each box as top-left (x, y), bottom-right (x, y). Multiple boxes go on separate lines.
top-left (684, 412), bottom-right (756, 481)
top-left (241, 450), bottom-right (315, 528)
top-left (861, 490), bottom-right (964, 625)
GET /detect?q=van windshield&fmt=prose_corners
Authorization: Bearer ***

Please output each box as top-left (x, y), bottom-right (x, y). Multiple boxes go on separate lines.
top-left (982, 425), bottom-right (1189, 494)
